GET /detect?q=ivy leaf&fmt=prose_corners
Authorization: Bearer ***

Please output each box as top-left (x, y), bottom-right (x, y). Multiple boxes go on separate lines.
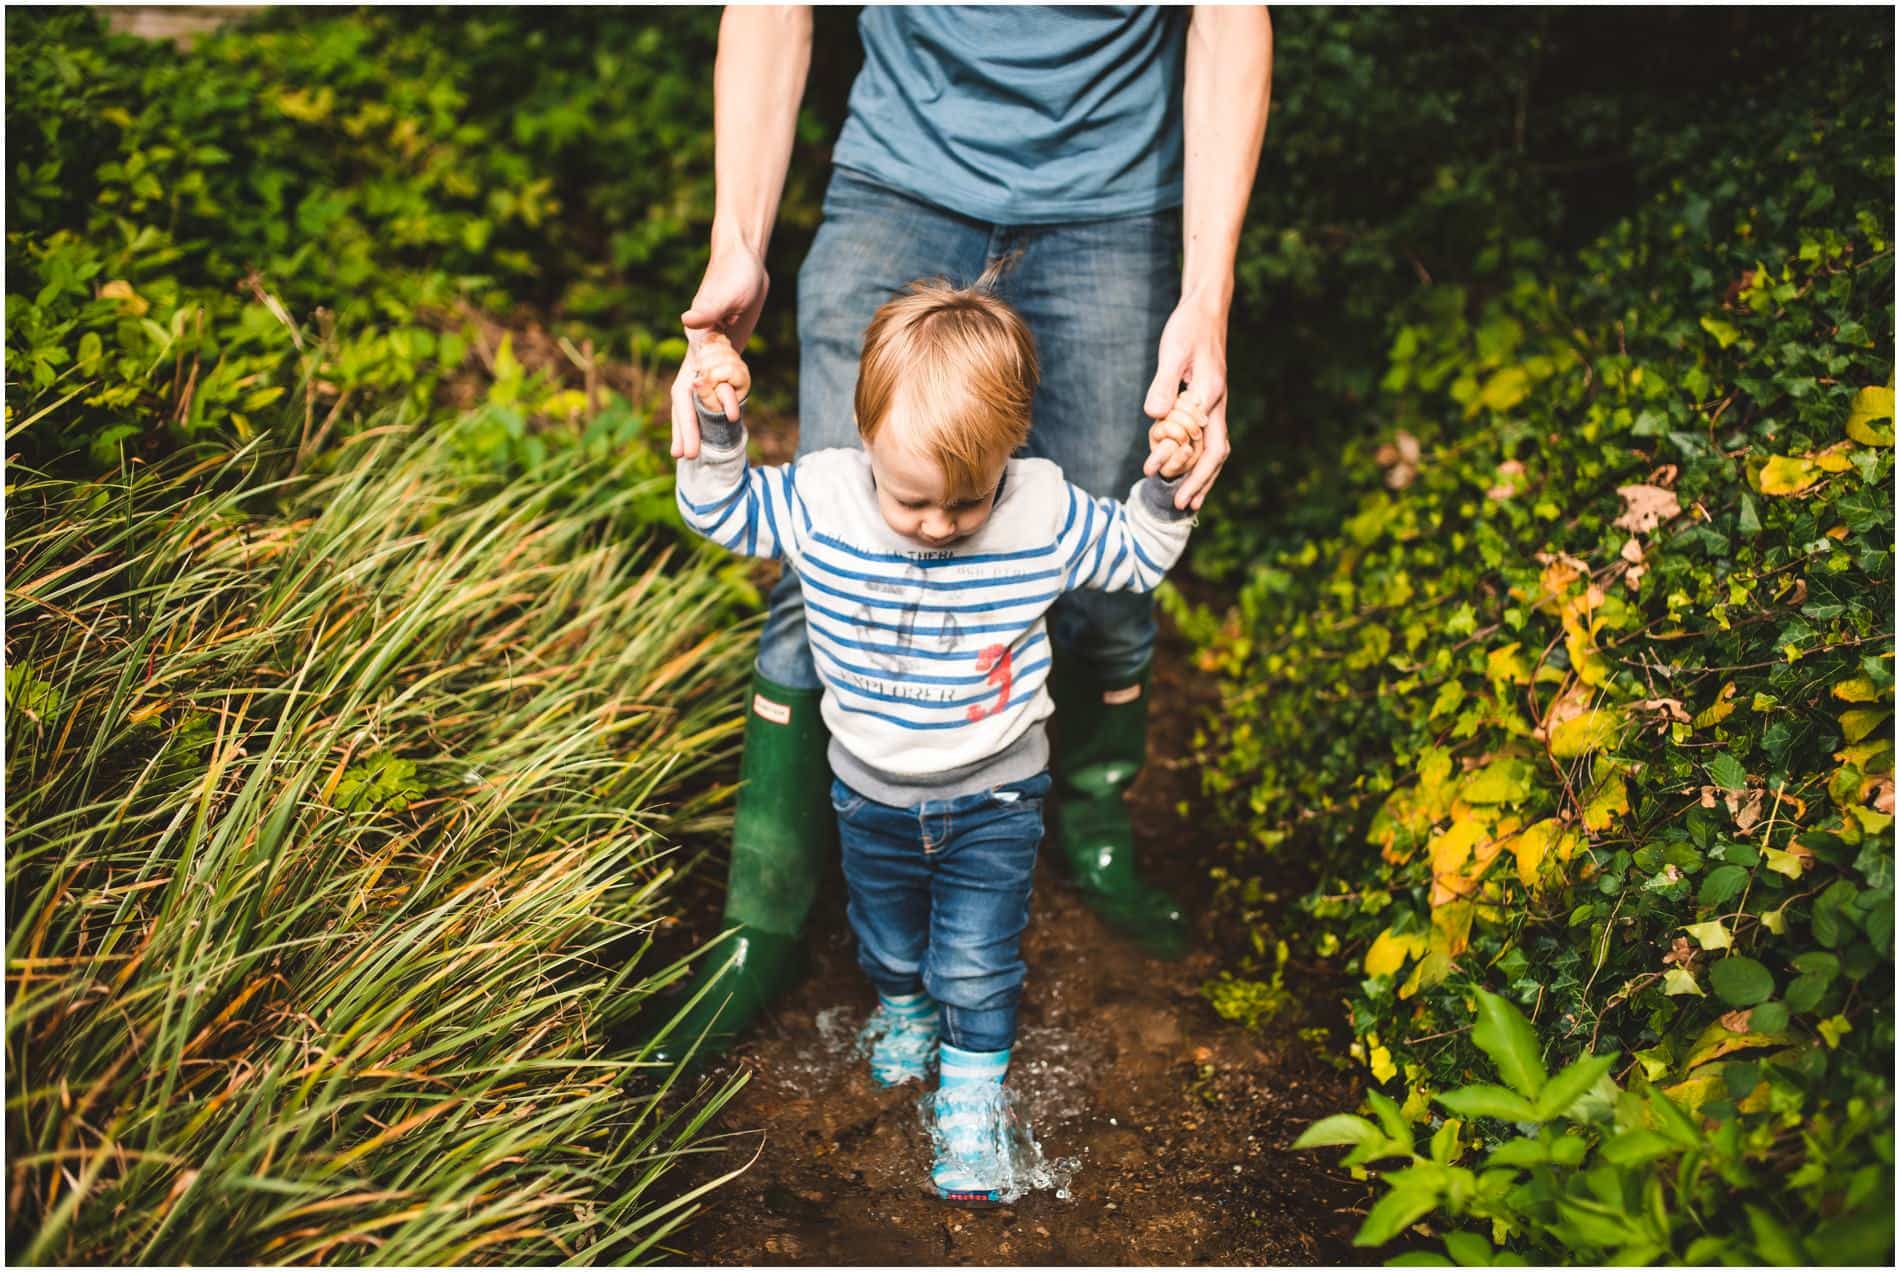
top-left (1683, 919), bottom-right (1733, 950)
top-left (1753, 454), bottom-right (1823, 497)
top-left (1709, 955), bottom-right (1775, 1006)
top-left (1365, 928), bottom-right (1430, 977)
top-left (1663, 968), bottom-right (1705, 997)
top-left (1470, 989), bottom-right (1546, 1097)
top-left (1706, 752), bottom-right (1748, 792)
top-left (1463, 759), bottom-right (1535, 805)
top-left (1549, 709), bottom-right (1621, 758)
top-left (1699, 315), bottom-right (1742, 348)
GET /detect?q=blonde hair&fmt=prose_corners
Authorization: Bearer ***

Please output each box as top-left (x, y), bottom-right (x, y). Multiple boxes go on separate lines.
top-left (855, 266), bottom-right (1039, 501)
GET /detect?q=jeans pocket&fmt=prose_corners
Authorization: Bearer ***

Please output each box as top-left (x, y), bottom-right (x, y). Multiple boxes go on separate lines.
top-left (989, 771), bottom-right (1053, 810)
top-left (829, 778), bottom-right (869, 821)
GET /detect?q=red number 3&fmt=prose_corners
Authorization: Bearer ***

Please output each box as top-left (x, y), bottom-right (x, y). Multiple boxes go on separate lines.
top-left (966, 644), bottom-right (1013, 722)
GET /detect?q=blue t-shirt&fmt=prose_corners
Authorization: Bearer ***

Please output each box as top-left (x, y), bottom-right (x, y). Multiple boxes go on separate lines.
top-left (830, 6), bottom-right (1187, 226)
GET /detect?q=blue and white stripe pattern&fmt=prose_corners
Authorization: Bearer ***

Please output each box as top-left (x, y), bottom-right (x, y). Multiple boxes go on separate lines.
top-left (930, 1043), bottom-right (1014, 1201)
top-left (677, 429), bottom-right (1194, 783)
top-left (859, 991), bottom-right (940, 1087)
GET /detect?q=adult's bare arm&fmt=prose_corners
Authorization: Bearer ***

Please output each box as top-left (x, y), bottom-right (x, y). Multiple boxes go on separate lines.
top-left (673, 5), bottom-right (813, 457)
top-left (1140, 6), bottom-right (1273, 509)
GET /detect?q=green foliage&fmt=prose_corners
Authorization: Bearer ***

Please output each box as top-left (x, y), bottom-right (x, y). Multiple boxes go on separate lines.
top-left (5, 425), bottom-right (758, 1263)
top-left (1294, 992), bottom-right (1894, 1265)
top-left (1205, 7), bottom-right (1890, 579)
top-left (1186, 22), bottom-right (1894, 1264)
top-left (5, 8), bottom-right (825, 469)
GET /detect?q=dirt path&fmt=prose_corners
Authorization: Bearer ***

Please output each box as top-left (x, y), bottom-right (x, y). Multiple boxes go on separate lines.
top-left (653, 423), bottom-right (1372, 1262)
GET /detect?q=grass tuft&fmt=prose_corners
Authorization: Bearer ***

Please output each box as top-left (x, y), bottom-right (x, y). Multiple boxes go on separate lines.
top-left (7, 418), bottom-right (757, 1264)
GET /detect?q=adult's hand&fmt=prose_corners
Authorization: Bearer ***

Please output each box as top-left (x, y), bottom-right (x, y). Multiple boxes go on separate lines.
top-left (671, 243), bottom-right (768, 459)
top-left (1142, 297), bottom-right (1231, 510)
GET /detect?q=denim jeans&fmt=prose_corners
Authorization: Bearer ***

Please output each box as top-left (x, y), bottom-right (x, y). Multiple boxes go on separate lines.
top-left (756, 166), bottom-right (1182, 690)
top-left (832, 770), bottom-right (1054, 1053)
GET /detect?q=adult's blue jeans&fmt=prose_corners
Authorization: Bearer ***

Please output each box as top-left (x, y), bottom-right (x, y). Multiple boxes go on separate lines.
top-left (755, 167), bottom-right (1182, 689)
top-left (832, 771), bottom-right (1053, 1053)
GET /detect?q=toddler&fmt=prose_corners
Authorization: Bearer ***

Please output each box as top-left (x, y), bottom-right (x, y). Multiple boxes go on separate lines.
top-left (674, 274), bottom-right (1203, 1205)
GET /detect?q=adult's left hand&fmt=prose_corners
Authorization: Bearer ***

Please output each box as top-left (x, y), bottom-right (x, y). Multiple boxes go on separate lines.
top-left (1142, 297), bottom-right (1231, 511)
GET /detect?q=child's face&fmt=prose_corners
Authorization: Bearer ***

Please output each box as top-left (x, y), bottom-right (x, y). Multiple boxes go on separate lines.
top-left (864, 428), bottom-right (1005, 549)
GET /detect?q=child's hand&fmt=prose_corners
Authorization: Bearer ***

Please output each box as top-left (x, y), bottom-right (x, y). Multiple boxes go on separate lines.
top-left (1144, 396), bottom-right (1206, 480)
top-left (691, 330), bottom-right (751, 422)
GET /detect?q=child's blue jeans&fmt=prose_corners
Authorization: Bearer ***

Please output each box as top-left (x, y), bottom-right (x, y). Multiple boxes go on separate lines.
top-left (832, 771), bottom-right (1053, 1054)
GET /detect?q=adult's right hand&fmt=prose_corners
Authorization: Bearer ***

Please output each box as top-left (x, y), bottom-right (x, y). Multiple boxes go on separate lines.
top-left (671, 242), bottom-right (770, 460)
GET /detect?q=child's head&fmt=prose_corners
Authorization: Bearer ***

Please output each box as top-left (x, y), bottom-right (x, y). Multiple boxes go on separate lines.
top-left (855, 273), bottom-right (1038, 547)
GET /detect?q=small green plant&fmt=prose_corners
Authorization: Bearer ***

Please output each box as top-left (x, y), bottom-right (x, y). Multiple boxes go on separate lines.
top-left (1294, 990), bottom-right (1895, 1264)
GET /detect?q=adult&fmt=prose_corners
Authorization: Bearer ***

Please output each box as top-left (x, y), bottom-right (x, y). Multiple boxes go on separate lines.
top-left (651, 5), bottom-right (1272, 1062)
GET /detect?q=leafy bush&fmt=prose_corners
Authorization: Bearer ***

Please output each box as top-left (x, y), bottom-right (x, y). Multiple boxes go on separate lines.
top-left (1293, 990), bottom-right (1892, 1264)
top-left (1178, 24), bottom-right (1894, 1262)
top-left (5, 424), bottom-right (758, 1262)
top-left (4, 8), bottom-right (827, 469)
top-left (1203, 7), bottom-right (1887, 579)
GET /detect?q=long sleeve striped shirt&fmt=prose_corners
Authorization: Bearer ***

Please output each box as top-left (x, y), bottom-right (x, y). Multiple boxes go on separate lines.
top-left (677, 405), bottom-right (1194, 803)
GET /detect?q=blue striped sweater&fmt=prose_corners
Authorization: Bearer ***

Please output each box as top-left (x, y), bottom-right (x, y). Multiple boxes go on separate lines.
top-left (677, 407), bottom-right (1194, 801)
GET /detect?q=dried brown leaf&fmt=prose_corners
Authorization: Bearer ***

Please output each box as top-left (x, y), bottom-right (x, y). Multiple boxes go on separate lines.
top-left (1614, 484), bottom-right (1682, 534)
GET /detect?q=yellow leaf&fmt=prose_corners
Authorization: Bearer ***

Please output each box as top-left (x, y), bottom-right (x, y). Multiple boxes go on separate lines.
top-left (97, 279), bottom-right (150, 316)
top-left (1477, 366), bottom-right (1531, 414)
top-left (1398, 949), bottom-right (1454, 1001)
top-left (1700, 315), bottom-right (1741, 348)
top-left (1662, 1070), bottom-right (1726, 1113)
top-left (1694, 682), bottom-right (1739, 729)
top-left (1662, 968), bottom-right (1705, 997)
top-left (1817, 1015), bottom-right (1853, 1049)
top-left (1550, 708), bottom-right (1621, 758)
top-left (1839, 709), bottom-right (1889, 744)
top-left (538, 389), bottom-right (590, 417)
top-left (1813, 443), bottom-right (1856, 472)
top-left (1754, 454), bottom-right (1823, 497)
top-left (1683, 1017), bottom-right (1792, 1070)
top-left (1845, 384), bottom-right (1895, 447)
top-left (1462, 759), bottom-right (1535, 805)
top-left (1511, 818), bottom-right (1573, 889)
top-left (1581, 772), bottom-right (1630, 832)
top-left (1835, 735), bottom-right (1894, 770)
top-left (1370, 1044), bottom-right (1398, 1083)
top-left (1761, 845), bottom-right (1810, 880)
top-left (1833, 676), bottom-right (1885, 703)
top-left (1683, 920), bottom-right (1732, 951)
top-left (1364, 928), bottom-right (1429, 978)
top-left (1486, 642), bottom-right (1533, 685)
top-left (1432, 900), bottom-right (1475, 957)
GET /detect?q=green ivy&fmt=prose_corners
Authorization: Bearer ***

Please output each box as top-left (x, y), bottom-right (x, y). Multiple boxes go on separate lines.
top-left (1182, 26), bottom-right (1894, 1263)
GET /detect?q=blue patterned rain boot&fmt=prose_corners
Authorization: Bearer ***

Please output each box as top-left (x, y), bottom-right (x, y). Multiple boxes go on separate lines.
top-left (929, 1043), bottom-right (1014, 1206)
top-left (858, 991), bottom-right (939, 1088)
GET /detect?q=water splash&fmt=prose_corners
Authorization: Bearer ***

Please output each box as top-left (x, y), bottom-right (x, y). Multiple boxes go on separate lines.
top-left (919, 1083), bottom-right (1080, 1204)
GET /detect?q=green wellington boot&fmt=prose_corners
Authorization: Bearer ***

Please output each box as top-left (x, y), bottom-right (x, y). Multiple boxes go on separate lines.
top-left (639, 673), bottom-right (833, 1065)
top-left (1047, 656), bottom-right (1189, 960)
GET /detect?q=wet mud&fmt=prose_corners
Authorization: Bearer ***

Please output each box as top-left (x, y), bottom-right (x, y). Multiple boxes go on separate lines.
top-left (658, 601), bottom-right (1371, 1266)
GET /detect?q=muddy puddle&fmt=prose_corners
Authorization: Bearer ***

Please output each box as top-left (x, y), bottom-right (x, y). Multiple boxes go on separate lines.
top-left (652, 607), bottom-right (1372, 1265)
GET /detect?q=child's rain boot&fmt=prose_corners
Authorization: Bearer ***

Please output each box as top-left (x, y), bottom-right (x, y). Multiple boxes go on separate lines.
top-left (929, 1044), bottom-right (1015, 1206)
top-left (858, 991), bottom-right (940, 1087)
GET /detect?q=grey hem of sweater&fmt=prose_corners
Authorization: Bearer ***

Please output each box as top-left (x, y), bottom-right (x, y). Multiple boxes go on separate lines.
top-left (830, 723), bottom-right (1050, 807)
